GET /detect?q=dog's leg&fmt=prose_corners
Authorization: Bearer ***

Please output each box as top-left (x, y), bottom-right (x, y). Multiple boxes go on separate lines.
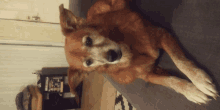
top-left (144, 66), bottom-right (211, 104)
top-left (109, 68), bottom-right (137, 84)
top-left (158, 28), bottom-right (218, 100)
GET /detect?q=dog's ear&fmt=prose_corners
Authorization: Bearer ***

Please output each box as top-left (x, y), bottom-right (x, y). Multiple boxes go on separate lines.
top-left (68, 67), bottom-right (88, 105)
top-left (59, 4), bottom-right (86, 36)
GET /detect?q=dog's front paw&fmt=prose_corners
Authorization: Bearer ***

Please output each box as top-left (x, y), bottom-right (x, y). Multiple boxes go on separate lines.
top-left (190, 69), bottom-right (219, 100)
top-left (182, 82), bottom-right (211, 104)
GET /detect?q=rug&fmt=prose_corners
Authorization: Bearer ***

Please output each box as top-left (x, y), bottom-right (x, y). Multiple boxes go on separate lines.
top-left (115, 91), bottom-right (137, 110)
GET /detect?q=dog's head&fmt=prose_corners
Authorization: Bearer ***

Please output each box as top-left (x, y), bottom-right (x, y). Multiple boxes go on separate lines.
top-left (59, 4), bottom-right (132, 73)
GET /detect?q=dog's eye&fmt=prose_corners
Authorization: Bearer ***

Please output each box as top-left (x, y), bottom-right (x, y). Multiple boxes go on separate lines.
top-left (85, 37), bottom-right (93, 46)
top-left (86, 59), bottom-right (93, 66)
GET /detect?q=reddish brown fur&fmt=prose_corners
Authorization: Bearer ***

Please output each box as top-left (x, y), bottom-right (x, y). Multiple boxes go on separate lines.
top-left (59, 0), bottom-right (218, 104)
top-left (85, 1), bottom-right (163, 80)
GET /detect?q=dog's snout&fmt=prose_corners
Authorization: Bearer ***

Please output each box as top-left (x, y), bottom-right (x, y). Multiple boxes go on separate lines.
top-left (107, 49), bottom-right (122, 62)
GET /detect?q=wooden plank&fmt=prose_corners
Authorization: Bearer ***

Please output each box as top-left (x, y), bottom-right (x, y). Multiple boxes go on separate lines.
top-left (81, 72), bottom-right (104, 110)
top-left (100, 81), bottom-right (116, 110)
top-left (0, 19), bottom-right (65, 43)
top-left (0, 45), bottom-right (68, 110)
top-left (0, 0), bottom-right (69, 23)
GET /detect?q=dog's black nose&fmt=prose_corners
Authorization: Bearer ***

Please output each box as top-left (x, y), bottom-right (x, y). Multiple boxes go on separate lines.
top-left (107, 49), bottom-right (122, 62)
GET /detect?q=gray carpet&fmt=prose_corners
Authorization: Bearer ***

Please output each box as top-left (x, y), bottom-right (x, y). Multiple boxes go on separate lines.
top-left (70, 0), bottom-right (220, 109)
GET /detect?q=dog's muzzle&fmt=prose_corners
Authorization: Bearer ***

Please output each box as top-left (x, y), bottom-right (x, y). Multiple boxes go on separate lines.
top-left (106, 49), bottom-right (122, 62)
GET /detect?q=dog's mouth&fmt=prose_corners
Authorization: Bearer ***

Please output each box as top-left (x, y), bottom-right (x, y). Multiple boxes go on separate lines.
top-left (106, 49), bottom-right (122, 62)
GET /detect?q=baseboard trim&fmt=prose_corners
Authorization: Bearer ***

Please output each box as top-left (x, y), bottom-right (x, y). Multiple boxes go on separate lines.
top-left (0, 40), bottom-right (64, 47)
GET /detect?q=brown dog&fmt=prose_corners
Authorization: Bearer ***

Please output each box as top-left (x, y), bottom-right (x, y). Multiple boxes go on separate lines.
top-left (59, 0), bottom-right (218, 104)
